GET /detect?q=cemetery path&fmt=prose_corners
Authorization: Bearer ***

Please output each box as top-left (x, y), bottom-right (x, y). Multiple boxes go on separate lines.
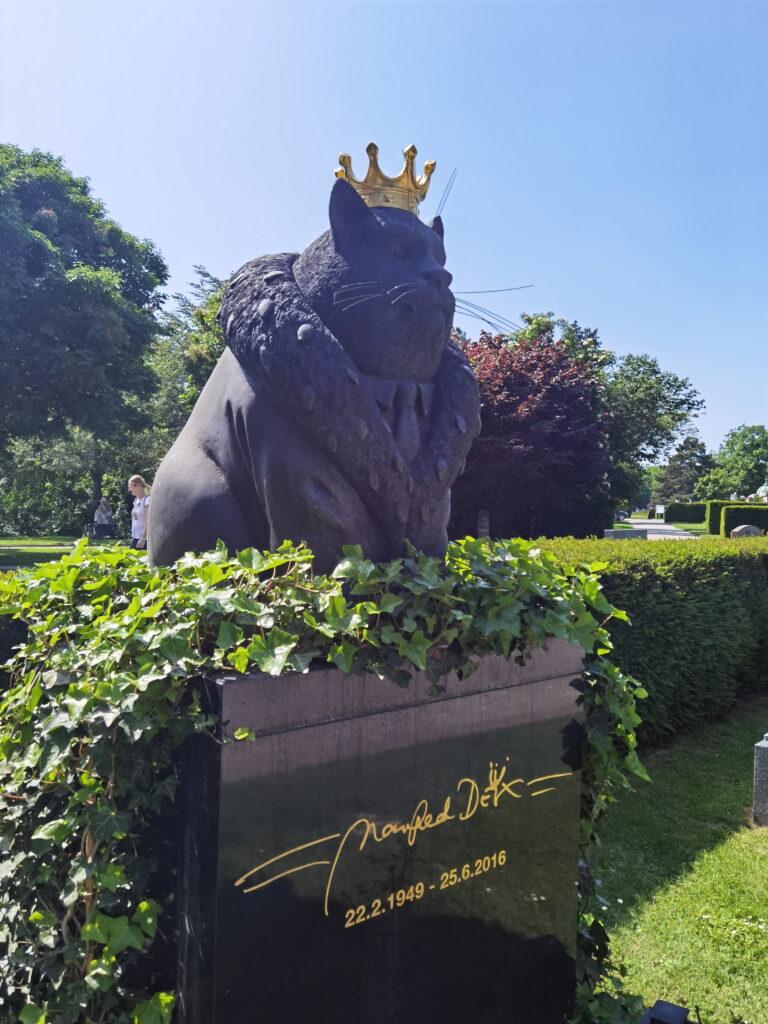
top-left (625, 518), bottom-right (697, 540)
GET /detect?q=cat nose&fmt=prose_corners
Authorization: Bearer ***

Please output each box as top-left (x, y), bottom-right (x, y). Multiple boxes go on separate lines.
top-left (426, 267), bottom-right (452, 291)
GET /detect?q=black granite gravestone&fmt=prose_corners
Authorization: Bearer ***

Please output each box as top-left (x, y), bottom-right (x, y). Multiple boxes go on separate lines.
top-left (177, 641), bottom-right (584, 1024)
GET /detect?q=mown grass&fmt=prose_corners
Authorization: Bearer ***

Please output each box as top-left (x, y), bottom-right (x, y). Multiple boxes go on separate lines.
top-left (600, 694), bottom-right (768, 1023)
top-left (0, 536), bottom-right (76, 547)
top-left (0, 537), bottom-right (119, 566)
top-left (667, 521), bottom-right (708, 536)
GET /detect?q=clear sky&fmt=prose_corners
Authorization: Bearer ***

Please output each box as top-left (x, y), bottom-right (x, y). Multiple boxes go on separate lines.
top-left (2, 0), bottom-right (765, 453)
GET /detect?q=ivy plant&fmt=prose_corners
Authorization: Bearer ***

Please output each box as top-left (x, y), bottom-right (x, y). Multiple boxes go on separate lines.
top-left (0, 537), bottom-right (646, 1023)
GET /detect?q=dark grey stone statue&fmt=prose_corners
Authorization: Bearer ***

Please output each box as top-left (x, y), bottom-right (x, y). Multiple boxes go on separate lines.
top-left (148, 179), bottom-right (480, 572)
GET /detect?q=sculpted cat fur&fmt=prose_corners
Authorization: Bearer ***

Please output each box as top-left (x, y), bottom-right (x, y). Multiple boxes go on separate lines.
top-left (148, 179), bottom-right (480, 572)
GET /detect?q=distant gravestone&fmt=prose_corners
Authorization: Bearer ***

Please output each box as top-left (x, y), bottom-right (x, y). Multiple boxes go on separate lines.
top-left (730, 524), bottom-right (763, 538)
top-left (754, 733), bottom-right (768, 827)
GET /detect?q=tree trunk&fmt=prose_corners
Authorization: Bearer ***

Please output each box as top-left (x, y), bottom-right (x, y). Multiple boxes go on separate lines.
top-left (89, 469), bottom-right (103, 504)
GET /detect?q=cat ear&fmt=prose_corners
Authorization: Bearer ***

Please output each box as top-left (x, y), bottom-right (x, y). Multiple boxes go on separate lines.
top-left (329, 179), bottom-right (375, 252)
top-left (428, 215), bottom-right (444, 240)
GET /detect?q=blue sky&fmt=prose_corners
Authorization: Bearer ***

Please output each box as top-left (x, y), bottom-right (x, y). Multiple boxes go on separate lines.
top-left (2, 0), bottom-right (765, 453)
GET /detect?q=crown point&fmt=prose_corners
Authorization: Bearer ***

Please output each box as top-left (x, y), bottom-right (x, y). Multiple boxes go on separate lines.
top-left (334, 141), bottom-right (436, 216)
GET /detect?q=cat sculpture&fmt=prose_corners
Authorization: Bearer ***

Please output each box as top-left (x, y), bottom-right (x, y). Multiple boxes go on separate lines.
top-left (148, 177), bottom-right (480, 572)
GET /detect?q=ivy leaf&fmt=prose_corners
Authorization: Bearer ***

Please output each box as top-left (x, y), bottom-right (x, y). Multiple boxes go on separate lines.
top-left (397, 630), bottom-right (431, 671)
top-left (19, 1005), bottom-right (45, 1024)
top-left (216, 620), bottom-right (241, 651)
top-left (132, 899), bottom-right (159, 939)
top-left (328, 642), bottom-right (356, 674)
top-left (32, 818), bottom-right (69, 843)
top-left (227, 647), bottom-right (249, 673)
top-left (131, 992), bottom-right (175, 1024)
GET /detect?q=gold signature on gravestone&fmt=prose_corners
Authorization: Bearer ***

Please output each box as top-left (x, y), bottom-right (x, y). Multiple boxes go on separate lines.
top-left (234, 761), bottom-right (573, 916)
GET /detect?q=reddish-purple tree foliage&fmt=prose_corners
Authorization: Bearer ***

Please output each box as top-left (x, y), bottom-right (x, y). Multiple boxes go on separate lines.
top-left (449, 331), bottom-right (612, 539)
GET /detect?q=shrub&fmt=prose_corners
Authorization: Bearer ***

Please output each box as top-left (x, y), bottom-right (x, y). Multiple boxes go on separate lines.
top-left (0, 539), bottom-right (644, 1023)
top-left (663, 502), bottom-right (706, 523)
top-left (450, 332), bottom-right (612, 539)
top-left (705, 500), bottom-right (756, 535)
top-left (539, 537), bottom-right (768, 743)
top-left (721, 505), bottom-right (768, 537)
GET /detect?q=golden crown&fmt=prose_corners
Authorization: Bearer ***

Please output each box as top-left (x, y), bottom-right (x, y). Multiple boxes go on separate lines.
top-left (335, 142), bottom-right (436, 216)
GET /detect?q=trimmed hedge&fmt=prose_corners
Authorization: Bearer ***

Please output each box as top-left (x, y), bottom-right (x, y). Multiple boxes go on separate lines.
top-left (663, 502), bottom-right (706, 524)
top-left (539, 536), bottom-right (768, 744)
top-left (721, 505), bottom-right (768, 537)
top-left (705, 500), bottom-right (756, 535)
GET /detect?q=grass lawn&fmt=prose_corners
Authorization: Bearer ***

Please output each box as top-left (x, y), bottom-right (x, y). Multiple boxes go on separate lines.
top-left (599, 693), bottom-right (768, 1023)
top-left (666, 521), bottom-right (709, 536)
top-left (0, 536), bottom-right (120, 566)
top-left (0, 536), bottom-right (77, 547)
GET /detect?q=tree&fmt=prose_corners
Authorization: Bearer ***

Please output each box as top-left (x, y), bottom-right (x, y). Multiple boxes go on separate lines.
top-left (601, 354), bottom-right (703, 506)
top-left (694, 424), bottom-right (768, 499)
top-left (651, 433), bottom-right (713, 503)
top-left (0, 145), bottom-right (168, 445)
top-left (0, 269), bottom-right (226, 539)
top-left (449, 331), bottom-right (612, 539)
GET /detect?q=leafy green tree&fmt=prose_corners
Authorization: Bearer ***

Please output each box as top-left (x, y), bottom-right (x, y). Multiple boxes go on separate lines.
top-left (513, 312), bottom-right (610, 368)
top-left (0, 268), bottom-right (225, 538)
top-left (602, 354), bottom-right (704, 506)
top-left (694, 424), bottom-right (768, 499)
top-left (651, 434), bottom-right (713, 503)
top-left (456, 314), bottom-right (703, 514)
top-left (0, 145), bottom-right (167, 445)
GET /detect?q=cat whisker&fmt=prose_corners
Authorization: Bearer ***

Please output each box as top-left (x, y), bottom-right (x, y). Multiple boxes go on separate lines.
top-left (390, 288), bottom-right (420, 308)
top-left (455, 299), bottom-right (520, 333)
top-left (334, 281), bottom-right (387, 295)
top-left (335, 295), bottom-right (383, 312)
top-left (453, 305), bottom-right (512, 335)
top-left (386, 282), bottom-right (418, 298)
top-left (332, 292), bottom-right (378, 305)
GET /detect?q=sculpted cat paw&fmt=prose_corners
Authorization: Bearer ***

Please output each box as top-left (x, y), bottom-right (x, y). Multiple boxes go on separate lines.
top-left (148, 178), bottom-right (480, 572)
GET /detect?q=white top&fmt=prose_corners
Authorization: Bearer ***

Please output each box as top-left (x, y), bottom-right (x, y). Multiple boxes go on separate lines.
top-left (131, 495), bottom-right (150, 539)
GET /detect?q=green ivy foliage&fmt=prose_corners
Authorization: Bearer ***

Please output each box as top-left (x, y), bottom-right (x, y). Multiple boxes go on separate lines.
top-left (0, 537), bottom-right (645, 1023)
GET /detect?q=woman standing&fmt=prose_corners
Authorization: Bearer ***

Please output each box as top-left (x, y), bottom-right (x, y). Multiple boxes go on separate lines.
top-left (128, 475), bottom-right (151, 549)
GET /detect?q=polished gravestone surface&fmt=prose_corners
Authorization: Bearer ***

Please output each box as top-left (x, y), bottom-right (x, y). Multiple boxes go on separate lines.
top-left (177, 641), bottom-right (584, 1024)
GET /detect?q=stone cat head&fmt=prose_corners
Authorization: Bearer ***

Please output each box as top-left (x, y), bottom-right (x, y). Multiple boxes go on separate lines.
top-left (292, 179), bottom-right (454, 383)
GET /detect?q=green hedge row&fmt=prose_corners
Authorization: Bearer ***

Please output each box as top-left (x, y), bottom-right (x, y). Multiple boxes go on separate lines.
top-left (721, 505), bottom-right (768, 537)
top-left (663, 502), bottom-right (706, 523)
top-left (539, 536), bottom-right (768, 744)
top-left (705, 500), bottom-right (756, 535)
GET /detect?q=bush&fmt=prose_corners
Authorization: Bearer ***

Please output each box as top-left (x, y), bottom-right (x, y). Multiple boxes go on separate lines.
top-left (450, 333), bottom-right (612, 539)
top-left (721, 505), bottom-right (768, 537)
top-left (0, 539), bottom-right (644, 1023)
top-left (663, 502), bottom-right (706, 523)
top-left (539, 537), bottom-right (768, 744)
top-left (705, 500), bottom-right (756, 535)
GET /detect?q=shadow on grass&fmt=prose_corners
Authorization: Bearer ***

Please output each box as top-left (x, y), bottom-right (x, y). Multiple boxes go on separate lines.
top-left (598, 691), bottom-right (768, 931)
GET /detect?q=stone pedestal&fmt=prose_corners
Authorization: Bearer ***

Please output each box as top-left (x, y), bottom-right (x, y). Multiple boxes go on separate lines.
top-left (176, 640), bottom-right (584, 1024)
